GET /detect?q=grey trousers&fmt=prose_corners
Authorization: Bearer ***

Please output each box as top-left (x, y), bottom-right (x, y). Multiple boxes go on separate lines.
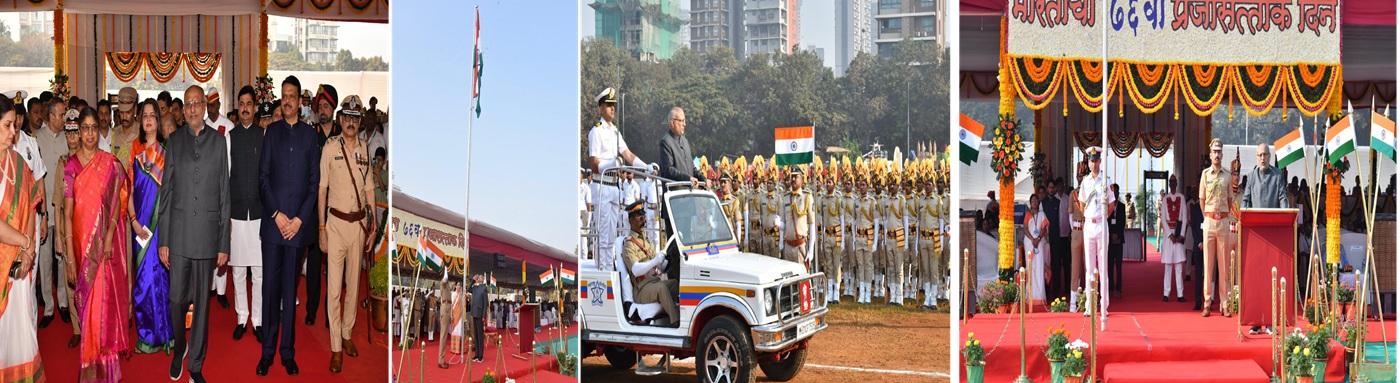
top-left (169, 255), bottom-right (214, 373)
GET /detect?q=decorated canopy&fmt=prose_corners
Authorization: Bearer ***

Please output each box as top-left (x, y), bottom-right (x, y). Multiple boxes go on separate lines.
top-left (391, 190), bottom-right (575, 290)
top-left (0, 0), bottom-right (387, 107)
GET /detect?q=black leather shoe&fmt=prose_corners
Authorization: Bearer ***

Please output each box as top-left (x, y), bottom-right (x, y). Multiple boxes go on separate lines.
top-left (1162, 296), bottom-right (1168, 302)
top-left (1178, 297), bottom-right (1187, 302)
top-left (216, 295), bottom-right (230, 309)
top-left (59, 308), bottom-right (71, 323)
top-left (38, 315), bottom-right (53, 328)
top-left (253, 326), bottom-right (263, 344)
top-left (255, 357), bottom-right (271, 376)
top-left (189, 372), bottom-right (206, 383)
top-left (1192, 303), bottom-right (1202, 311)
top-left (282, 359), bottom-right (299, 375)
top-left (233, 324), bottom-right (246, 340)
top-left (304, 314), bottom-right (315, 326)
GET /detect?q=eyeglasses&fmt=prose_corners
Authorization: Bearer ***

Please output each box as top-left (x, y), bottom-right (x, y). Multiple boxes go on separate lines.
top-left (672, 118), bottom-right (685, 123)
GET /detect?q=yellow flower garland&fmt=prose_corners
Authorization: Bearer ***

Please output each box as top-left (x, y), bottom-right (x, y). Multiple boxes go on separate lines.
top-left (1326, 176), bottom-right (1341, 264)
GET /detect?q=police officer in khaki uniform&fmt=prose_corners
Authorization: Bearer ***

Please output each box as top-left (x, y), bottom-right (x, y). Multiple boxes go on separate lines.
top-left (904, 167), bottom-right (921, 302)
top-left (917, 165), bottom-right (940, 308)
top-left (1198, 138), bottom-right (1235, 317)
top-left (852, 164), bottom-right (878, 304)
top-left (621, 201), bottom-right (679, 325)
top-left (882, 170), bottom-right (908, 305)
top-left (820, 167), bottom-right (845, 304)
top-left (746, 159), bottom-right (766, 254)
top-left (842, 164), bottom-right (858, 298)
top-left (760, 169), bottom-right (781, 257)
top-left (781, 168), bottom-right (812, 269)
top-left (318, 95), bottom-right (375, 372)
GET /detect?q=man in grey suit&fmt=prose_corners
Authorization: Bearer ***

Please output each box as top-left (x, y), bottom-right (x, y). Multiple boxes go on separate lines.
top-left (469, 274), bottom-right (489, 363)
top-left (159, 85), bottom-right (231, 383)
top-left (657, 106), bottom-right (705, 185)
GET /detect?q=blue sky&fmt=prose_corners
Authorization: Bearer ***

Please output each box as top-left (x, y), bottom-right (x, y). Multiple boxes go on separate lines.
top-left (393, 1), bottom-right (578, 252)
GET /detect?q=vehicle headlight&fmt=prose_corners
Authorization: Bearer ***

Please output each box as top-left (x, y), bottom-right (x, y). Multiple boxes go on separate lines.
top-left (764, 288), bottom-right (777, 316)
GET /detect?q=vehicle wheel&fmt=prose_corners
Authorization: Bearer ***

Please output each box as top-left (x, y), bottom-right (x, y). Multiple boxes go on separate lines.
top-left (696, 315), bottom-right (756, 383)
top-left (758, 346), bottom-right (807, 381)
top-left (602, 345), bottom-right (637, 369)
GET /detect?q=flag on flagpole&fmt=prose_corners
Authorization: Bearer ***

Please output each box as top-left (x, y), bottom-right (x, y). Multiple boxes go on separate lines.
top-left (471, 6), bottom-right (484, 117)
top-left (958, 113), bottom-right (984, 165)
top-left (416, 236), bottom-right (445, 273)
top-left (540, 268), bottom-right (555, 287)
top-left (1371, 109), bottom-right (1396, 161)
top-left (560, 268), bottom-right (576, 285)
top-left (1326, 115), bottom-right (1356, 165)
top-left (489, 272), bottom-right (497, 286)
top-left (774, 126), bottom-right (814, 165)
top-left (1274, 120), bottom-right (1305, 169)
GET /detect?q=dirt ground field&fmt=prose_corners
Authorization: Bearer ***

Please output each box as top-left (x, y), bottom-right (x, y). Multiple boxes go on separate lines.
top-left (581, 298), bottom-right (952, 382)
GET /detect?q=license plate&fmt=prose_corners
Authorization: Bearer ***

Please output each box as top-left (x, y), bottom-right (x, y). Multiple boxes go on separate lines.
top-left (796, 318), bottom-right (817, 339)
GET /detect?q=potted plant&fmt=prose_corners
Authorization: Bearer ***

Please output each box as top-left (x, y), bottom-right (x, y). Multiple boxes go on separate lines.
top-left (1073, 288), bottom-right (1086, 313)
top-left (1049, 297), bottom-right (1069, 313)
top-left (1224, 286), bottom-right (1240, 317)
top-left (368, 257), bottom-right (391, 333)
top-left (1045, 323), bottom-right (1071, 383)
top-left (482, 369), bottom-right (498, 383)
top-left (980, 282), bottom-right (1002, 313)
top-left (1306, 324), bottom-right (1331, 383)
top-left (1287, 345), bottom-right (1315, 383)
top-left (1336, 284), bottom-right (1355, 320)
top-left (963, 332), bottom-right (986, 383)
top-left (1340, 320), bottom-right (1361, 361)
top-left (1061, 339), bottom-right (1089, 383)
top-left (1283, 329), bottom-right (1307, 381)
top-left (998, 280), bottom-right (1019, 312)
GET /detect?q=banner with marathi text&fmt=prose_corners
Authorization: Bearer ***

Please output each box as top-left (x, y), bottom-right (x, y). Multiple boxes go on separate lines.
top-left (1106, 0), bottom-right (1341, 65)
top-left (391, 208), bottom-right (467, 275)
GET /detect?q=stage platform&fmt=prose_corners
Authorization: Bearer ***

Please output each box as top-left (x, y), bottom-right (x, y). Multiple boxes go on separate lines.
top-left (961, 243), bottom-right (1394, 383)
top-left (392, 323), bottom-right (578, 383)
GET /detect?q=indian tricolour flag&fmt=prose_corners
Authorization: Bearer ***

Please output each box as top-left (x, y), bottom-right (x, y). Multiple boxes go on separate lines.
top-left (1273, 124), bottom-right (1305, 169)
top-left (417, 236), bottom-right (445, 273)
top-left (540, 269), bottom-right (555, 286)
top-left (561, 268), bottom-right (576, 285)
top-left (774, 126), bottom-right (814, 166)
top-left (1326, 115), bottom-right (1356, 165)
top-left (1371, 110), bottom-right (1396, 160)
top-left (958, 113), bottom-right (984, 165)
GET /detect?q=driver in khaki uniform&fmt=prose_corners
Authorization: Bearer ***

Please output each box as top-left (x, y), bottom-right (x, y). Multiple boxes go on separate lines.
top-left (621, 201), bottom-right (679, 325)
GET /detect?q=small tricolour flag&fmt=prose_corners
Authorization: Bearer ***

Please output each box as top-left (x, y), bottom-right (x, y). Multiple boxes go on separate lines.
top-left (1326, 115), bottom-right (1356, 165)
top-left (417, 236), bottom-right (445, 273)
top-left (958, 113), bottom-right (984, 165)
top-left (774, 126), bottom-right (814, 166)
top-left (1273, 122), bottom-right (1304, 169)
top-left (1371, 109), bottom-right (1396, 161)
top-left (560, 268), bottom-right (576, 285)
top-left (540, 268), bottom-right (555, 287)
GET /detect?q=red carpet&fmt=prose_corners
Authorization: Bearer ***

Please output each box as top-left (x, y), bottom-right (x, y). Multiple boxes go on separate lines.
top-left (960, 243), bottom-right (1392, 383)
top-left (1103, 360), bottom-right (1268, 383)
top-left (35, 269), bottom-right (389, 382)
top-left (391, 324), bottom-right (577, 383)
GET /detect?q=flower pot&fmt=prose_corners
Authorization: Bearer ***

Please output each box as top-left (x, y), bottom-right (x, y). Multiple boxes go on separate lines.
top-left (1296, 375), bottom-right (1313, 383)
top-left (1342, 303), bottom-right (1355, 320)
top-left (1312, 358), bottom-right (1327, 383)
top-left (1048, 359), bottom-right (1065, 383)
top-left (1064, 374), bottom-right (1084, 383)
top-left (369, 293), bottom-right (390, 333)
top-left (999, 304), bottom-right (1012, 314)
top-left (965, 364), bottom-right (985, 383)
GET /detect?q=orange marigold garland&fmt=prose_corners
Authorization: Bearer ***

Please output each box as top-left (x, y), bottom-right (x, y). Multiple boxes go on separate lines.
top-left (1325, 173), bottom-right (1341, 264)
top-left (995, 15), bottom-right (1018, 275)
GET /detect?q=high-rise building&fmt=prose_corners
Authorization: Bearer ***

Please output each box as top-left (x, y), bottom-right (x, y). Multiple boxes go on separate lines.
top-left (873, 0), bottom-right (945, 58)
top-left (690, 0), bottom-right (745, 59)
top-left (808, 45), bottom-right (826, 66)
top-left (743, 0), bottom-right (799, 57)
top-left (17, 12), bottom-right (53, 37)
top-left (294, 19), bottom-right (340, 64)
top-left (591, 0), bottom-right (685, 62)
top-left (835, 0), bottom-right (873, 76)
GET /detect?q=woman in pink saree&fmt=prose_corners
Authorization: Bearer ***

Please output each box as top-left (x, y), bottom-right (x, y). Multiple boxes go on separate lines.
top-left (64, 106), bottom-right (131, 382)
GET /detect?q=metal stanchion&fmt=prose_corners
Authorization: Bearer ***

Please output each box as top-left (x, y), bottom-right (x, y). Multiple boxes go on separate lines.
top-left (1015, 267), bottom-right (1031, 383)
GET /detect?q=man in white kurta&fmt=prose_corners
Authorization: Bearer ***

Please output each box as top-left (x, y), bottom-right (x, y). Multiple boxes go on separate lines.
top-left (1077, 147), bottom-right (1113, 326)
top-left (1159, 174), bottom-right (1188, 302)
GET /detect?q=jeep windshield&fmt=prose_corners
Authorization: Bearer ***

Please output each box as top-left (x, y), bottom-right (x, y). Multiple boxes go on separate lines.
top-left (668, 194), bottom-right (735, 247)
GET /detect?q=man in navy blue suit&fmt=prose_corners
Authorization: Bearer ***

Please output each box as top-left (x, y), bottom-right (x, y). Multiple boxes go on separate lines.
top-left (256, 75), bottom-right (321, 376)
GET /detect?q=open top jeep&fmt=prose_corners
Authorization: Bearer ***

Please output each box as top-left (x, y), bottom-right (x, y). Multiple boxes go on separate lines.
top-left (580, 168), bottom-right (828, 383)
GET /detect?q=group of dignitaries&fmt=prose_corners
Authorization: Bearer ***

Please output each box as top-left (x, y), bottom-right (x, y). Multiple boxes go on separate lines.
top-left (581, 86), bottom-right (953, 321)
top-left (1006, 138), bottom-right (1287, 333)
top-left (0, 75), bottom-right (385, 383)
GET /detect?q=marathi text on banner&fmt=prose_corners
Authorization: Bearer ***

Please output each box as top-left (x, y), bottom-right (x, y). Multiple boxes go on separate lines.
top-left (1107, 0), bottom-right (1341, 65)
top-left (392, 209), bottom-right (466, 259)
top-left (1006, 0), bottom-right (1104, 60)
